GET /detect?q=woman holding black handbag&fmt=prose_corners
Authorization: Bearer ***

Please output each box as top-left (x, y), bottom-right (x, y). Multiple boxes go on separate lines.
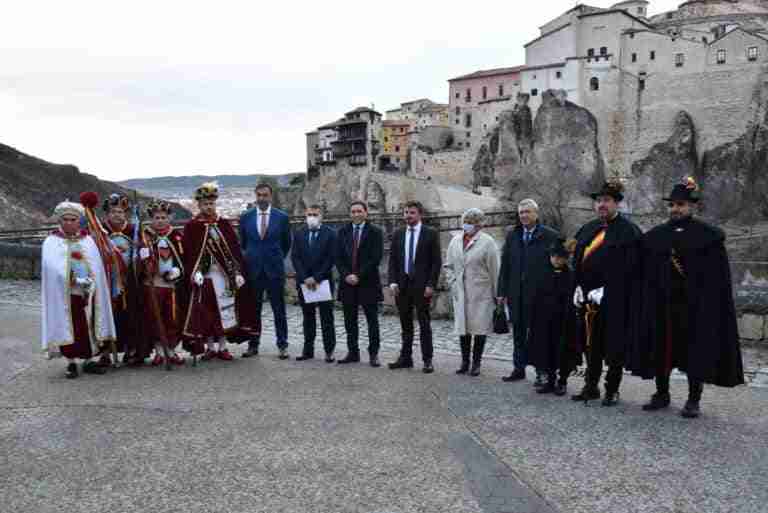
top-left (444, 208), bottom-right (501, 377)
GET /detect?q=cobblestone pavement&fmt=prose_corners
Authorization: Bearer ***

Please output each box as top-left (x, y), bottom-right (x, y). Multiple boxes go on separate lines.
top-left (1, 279), bottom-right (768, 513)
top-left (3, 279), bottom-right (766, 380)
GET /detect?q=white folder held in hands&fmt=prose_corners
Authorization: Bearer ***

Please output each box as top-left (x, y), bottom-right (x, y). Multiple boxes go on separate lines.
top-left (301, 280), bottom-right (333, 303)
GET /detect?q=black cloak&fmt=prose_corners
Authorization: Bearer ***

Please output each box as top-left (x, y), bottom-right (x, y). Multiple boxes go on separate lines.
top-left (628, 217), bottom-right (744, 387)
top-left (572, 213), bottom-right (643, 366)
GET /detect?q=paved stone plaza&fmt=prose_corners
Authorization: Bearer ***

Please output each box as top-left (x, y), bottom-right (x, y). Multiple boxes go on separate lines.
top-left (1, 280), bottom-right (767, 513)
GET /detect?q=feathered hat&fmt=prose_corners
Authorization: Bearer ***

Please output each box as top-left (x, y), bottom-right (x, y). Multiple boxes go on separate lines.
top-left (194, 182), bottom-right (219, 201)
top-left (662, 176), bottom-right (701, 203)
top-left (146, 199), bottom-right (173, 217)
top-left (53, 200), bottom-right (85, 219)
top-left (590, 179), bottom-right (625, 202)
top-left (102, 193), bottom-right (130, 213)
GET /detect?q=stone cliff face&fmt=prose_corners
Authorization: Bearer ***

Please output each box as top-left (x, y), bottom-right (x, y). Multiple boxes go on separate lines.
top-left (0, 142), bottom-right (189, 230)
top-left (473, 90), bottom-right (604, 232)
top-left (629, 111), bottom-right (699, 215)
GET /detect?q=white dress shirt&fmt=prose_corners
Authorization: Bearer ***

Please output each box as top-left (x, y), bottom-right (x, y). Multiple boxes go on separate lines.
top-left (258, 205), bottom-right (272, 238)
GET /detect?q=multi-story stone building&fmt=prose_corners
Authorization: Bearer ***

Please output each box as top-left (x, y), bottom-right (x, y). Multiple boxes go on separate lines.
top-left (385, 98), bottom-right (450, 129)
top-left (447, 66), bottom-right (525, 150)
top-left (380, 120), bottom-right (411, 171)
top-left (305, 131), bottom-right (319, 173)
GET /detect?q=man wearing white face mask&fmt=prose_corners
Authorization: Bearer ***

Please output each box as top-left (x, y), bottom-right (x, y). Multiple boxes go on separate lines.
top-left (290, 204), bottom-right (338, 362)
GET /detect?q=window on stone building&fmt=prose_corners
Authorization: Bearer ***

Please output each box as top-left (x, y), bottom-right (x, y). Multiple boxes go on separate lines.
top-left (455, 92), bottom-right (460, 99)
top-left (556, 71), bottom-right (562, 79)
top-left (590, 77), bottom-right (599, 91)
top-left (637, 6), bottom-right (644, 15)
top-left (465, 88), bottom-right (472, 101)
top-left (675, 53), bottom-right (685, 67)
top-left (455, 106), bottom-right (460, 115)
top-left (639, 79), bottom-right (646, 91)
top-left (455, 118), bottom-right (460, 125)
top-left (466, 131), bottom-right (471, 138)
top-left (587, 48), bottom-right (595, 58)
top-left (632, 53), bottom-right (637, 62)
top-left (600, 47), bottom-right (608, 56)
top-left (395, 146), bottom-right (400, 152)
top-left (666, 12), bottom-right (673, 20)
top-left (384, 136), bottom-right (388, 143)
top-left (531, 88), bottom-right (538, 96)
top-left (650, 51), bottom-right (656, 60)
top-left (703, 36), bottom-right (708, 43)
top-left (465, 114), bottom-right (472, 128)
top-left (498, 84), bottom-right (504, 96)
top-left (748, 46), bottom-right (759, 61)
top-left (482, 86), bottom-right (487, 99)
top-left (717, 49), bottom-right (726, 64)
top-left (466, 141), bottom-right (471, 148)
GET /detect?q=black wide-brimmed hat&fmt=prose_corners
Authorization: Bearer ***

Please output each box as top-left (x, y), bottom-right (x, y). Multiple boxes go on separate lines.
top-left (663, 176), bottom-right (700, 203)
top-left (590, 179), bottom-right (624, 201)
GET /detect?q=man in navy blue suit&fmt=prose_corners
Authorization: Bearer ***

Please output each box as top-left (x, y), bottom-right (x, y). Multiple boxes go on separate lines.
top-left (240, 183), bottom-right (293, 359)
top-left (291, 204), bottom-right (337, 362)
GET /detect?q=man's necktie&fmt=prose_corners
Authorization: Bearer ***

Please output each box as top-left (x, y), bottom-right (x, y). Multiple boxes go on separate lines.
top-left (352, 226), bottom-right (361, 271)
top-left (260, 212), bottom-right (268, 240)
top-left (309, 230), bottom-right (317, 248)
top-left (524, 230), bottom-right (532, 245)
top-left (407, 227), bottom-right (415, 276)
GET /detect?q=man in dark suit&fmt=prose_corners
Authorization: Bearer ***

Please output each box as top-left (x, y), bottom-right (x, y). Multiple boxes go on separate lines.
top-left (239, 183), bottom-right (293, 359)
top-left (336, 201), bottom-right (384, 367)
top-left (388, 201), bottom-right (442, 374)
top-left (497, 198), bottom-right (559, 383)
top-left (291, 204), bottom-right (337, 363)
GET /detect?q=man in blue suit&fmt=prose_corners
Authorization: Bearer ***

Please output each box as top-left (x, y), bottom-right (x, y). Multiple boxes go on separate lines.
top-left (291, 204), bottom-right (337, 362)
top-left (240, 183), bottom-right (293, 359)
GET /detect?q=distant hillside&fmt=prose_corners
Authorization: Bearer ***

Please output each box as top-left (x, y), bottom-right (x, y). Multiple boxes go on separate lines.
top-left (0, 142), bottom-right (191, 230)
top-left (120, 173), bottom-right (305, 191)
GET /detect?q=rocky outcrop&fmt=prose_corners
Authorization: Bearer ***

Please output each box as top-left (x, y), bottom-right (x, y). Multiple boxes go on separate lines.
top-left (629, 111), bottom-right (698, 215)
top-left (699, 106), bottom-right (768, 222)
top-left (0, 142), bottom-right (189, 230)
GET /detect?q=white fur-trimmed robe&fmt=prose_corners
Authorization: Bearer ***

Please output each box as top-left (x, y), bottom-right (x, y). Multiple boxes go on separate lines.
top-left (41, 233), bottom-right (117, 358)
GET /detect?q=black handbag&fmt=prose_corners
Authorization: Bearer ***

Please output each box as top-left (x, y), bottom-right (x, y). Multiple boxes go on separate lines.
top-left (493, 304), bottom-right (510, 334)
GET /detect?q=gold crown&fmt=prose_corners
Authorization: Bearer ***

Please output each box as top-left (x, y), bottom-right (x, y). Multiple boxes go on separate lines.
top-left (194, 182), bottom-right (219, 201)
top-left (103, 193), bottom-right (130, 213)
top-left (146, 200), bottom-right (172, 216)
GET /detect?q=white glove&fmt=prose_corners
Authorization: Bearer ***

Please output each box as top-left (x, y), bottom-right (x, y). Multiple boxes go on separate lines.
top-left (573, 286), bottom-right (584, 307)
top-left (75, 277), bottom-right (94, 290)
top-left (167, 267), bottom-right (181, 281)
top-left (193, 271), bottom-right (204, 286)
top-left (139, 247), bottom-right (151, 260)
top-left (235, 275), bottom-right (246, 289)
top-left (588, 287), bottom-right (604, 306)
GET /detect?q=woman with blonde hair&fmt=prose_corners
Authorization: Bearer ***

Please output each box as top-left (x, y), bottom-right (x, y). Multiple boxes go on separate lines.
top-left (444, 208), bottom-right (501, 376)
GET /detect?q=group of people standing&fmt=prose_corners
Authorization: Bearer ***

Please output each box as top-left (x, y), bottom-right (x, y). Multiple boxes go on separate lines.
top-left (41, 177), bottom-right (744, 419)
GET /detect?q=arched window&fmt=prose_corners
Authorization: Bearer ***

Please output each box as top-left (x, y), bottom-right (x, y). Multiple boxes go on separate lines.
top-left (590, 77), bottom-right (600, 91)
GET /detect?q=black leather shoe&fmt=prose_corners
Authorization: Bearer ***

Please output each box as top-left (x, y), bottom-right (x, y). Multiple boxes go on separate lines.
top-left (533, 374), bottom-right (546, 388)
top-left (571, 386), bottom-right (600, 401)
top-left (337, 354), bottom-right (360, 364)
top-left (537, 382), bottom-right (556, 394)
top-left (553, 382), bottom-right (567, 396)
top-left (602, 391), bottom-right (620, 407)
top-left (502, 369), bottom-right (526, 382)
top-left (469, 363), bottom-right (482, 377)
top-left (278, 348), bottom-right (290, 360)
top-left (241, 345), bottom-right (259, 358)
top-left (423, 361), bottom-right (434, 374)
top-left (296, 354), bottom-right (314, 362)
top-left (681, 400), bottom-right (701, 418)
top-left (642, 392), bottom-right (671, 411)
top-left (65, 362), bottom-right (79, 379)
top-left (388, 358), bottom-right (414, 370)
top-left (456, 363), bottom-right (470, 375)
top-left (325, 354), bottom-right (335, 363)
top-left (82, 361), bottom-right (107, 375)
top-left (370, 355), bottom-right (381, 368)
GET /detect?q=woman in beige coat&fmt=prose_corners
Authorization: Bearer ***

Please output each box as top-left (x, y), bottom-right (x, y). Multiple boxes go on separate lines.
top-left (444, 208), bottom-right (501, 376)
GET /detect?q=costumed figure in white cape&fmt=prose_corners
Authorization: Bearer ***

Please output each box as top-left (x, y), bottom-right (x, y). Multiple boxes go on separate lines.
top-left (41, 201), bottom-right (117, 378)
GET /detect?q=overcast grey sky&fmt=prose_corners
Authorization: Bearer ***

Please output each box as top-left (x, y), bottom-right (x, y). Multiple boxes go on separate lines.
top-left (0, 0), bottom-right (681, 181)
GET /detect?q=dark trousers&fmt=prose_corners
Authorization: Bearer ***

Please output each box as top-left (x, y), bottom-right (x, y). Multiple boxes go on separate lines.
top-left (655, 374), bottom-right (703, 402)
top-left (342, 301), bottom-right (380, 357)
top-left (395, 286), bottom-right (433, 363)
top-left (584, 312), bottom-right (623, 393)
top-left (301, 300), bottom-right (336, 356)
top-left (512, 303), bottom-right (528, 371)
top-left (250, 273), bottom-right (288, 349)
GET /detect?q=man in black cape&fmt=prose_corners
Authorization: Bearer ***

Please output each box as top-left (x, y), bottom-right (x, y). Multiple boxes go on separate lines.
top-left (629, 177), bottom-right (744, 418)
top-left (571, 180), bottom-right (643, 406)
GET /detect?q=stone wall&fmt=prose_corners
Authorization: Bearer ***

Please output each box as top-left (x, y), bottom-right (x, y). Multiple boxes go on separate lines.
top-left (410, 148), bottom-right (473, 187)
top-left (0, 243), bottom-right (41, 280)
